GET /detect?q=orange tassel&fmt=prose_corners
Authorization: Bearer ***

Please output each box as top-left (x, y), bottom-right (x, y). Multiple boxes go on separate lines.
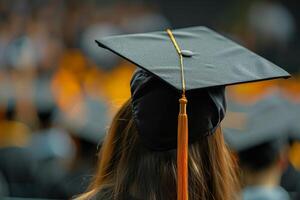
top-left (177, 95), bottom-right (188, 200)
top-left (166, 28), bottom-right (189, 200)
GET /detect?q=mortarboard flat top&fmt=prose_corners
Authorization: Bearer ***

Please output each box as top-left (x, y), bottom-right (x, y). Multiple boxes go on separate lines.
top-left (95, 26), bottom-right (290, 91)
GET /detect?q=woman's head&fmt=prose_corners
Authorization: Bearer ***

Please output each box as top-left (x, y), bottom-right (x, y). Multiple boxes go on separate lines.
top-left (78, 25), bottom-right (290, 200)
top-left (79, 99), bottom-right (239, 200)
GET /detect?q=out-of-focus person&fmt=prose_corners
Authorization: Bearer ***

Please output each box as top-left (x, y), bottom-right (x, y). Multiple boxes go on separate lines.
top-left (0, 100), bottom-right (37, 197)
top-left (280, 84), bottom-right (300, 199)
top-left (28, 104), bottom-right (76, 198)
top-left (224, 95), bottom-right (293, 200)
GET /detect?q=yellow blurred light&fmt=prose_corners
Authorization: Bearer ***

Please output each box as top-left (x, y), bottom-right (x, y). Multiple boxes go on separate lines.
top-left (289, 142), bottom-right (300, 170)
top-left (227, 80), bottom-right (279, 105)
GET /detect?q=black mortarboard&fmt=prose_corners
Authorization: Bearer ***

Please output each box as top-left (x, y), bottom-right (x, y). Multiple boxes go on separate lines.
top-left (95, 26), bottom-right (290, 200)
top-left (95, 26), bottom-right (289, 150)
top-left (223, 95), bottom-right (292, 152)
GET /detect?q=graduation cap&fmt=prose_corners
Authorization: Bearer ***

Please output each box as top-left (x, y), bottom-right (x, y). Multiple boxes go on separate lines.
top-left (223, 94), bottom-right (292, 152)
top-left (95, 26), bottom-right (290, 200)
top-left (223, 95), bottom-right (294, 171)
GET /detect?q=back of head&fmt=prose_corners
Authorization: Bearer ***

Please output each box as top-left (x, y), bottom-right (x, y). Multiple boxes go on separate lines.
top-left (238, 139), bottom-right (283, 172)
top-left (78, 99), bottom-right (239, 200)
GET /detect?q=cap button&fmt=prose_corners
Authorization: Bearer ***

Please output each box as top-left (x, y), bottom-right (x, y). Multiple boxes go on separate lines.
top-left (181, 50), bottom-right (194, 57)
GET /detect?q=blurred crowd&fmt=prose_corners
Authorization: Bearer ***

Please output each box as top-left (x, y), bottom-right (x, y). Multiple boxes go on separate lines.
top-left (0, 0), bottom-right (299, 199)
top-left (0, 0), bottom-right (170, 198)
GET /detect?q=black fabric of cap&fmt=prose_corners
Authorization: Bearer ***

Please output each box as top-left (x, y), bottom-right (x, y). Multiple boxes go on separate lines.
top-left (130, 69), bottom-right (225, 150)
top-left (95, 26), bottom-right (290, 151)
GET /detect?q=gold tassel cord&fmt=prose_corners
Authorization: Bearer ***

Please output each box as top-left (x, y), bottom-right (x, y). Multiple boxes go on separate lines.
top-left (166, 29), bottom-right (189, 200)
top-left (166, 29), bottom-right (186, 95)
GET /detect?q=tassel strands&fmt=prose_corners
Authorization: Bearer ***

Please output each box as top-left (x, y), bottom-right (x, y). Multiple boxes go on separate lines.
top-left (177, 95), bottom-right (188, 200)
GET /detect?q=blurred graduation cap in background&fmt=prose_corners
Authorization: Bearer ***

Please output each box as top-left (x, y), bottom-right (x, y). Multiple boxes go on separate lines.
top-left (80, 24), bottom-right (123, 70)
top-left (53, 97), bottom-right (109, 144)
top-left (223, 94), bottom-right (297, 174)
top-left (223, 94), bottom-right (294, 152)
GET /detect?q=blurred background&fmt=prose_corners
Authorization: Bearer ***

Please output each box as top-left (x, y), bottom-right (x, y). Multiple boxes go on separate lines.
top-left (0, 0), bottom-right (299, 199)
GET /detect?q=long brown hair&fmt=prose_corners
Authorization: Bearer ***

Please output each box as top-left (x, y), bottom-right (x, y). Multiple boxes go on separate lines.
top-left (77, 99), bottom-right (239, 200)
